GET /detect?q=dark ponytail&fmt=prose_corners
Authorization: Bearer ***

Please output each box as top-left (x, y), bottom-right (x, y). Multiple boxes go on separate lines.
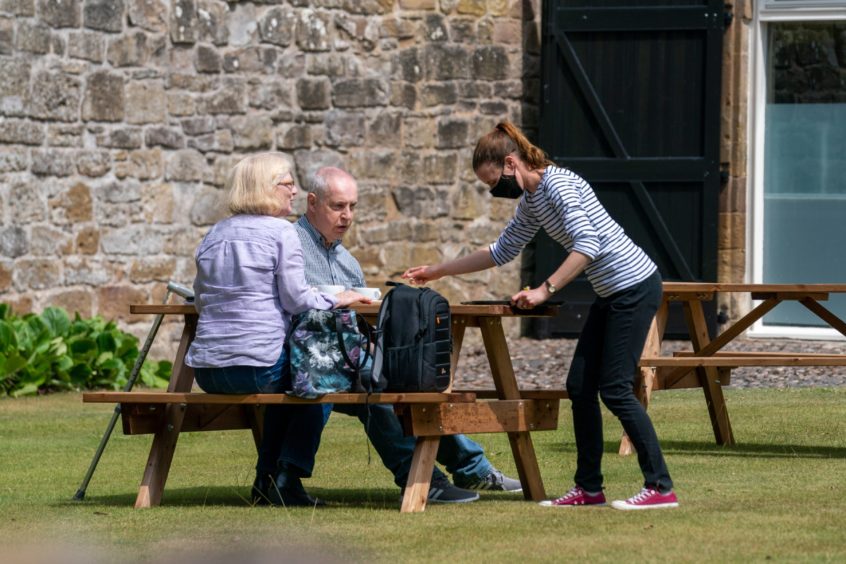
top-left (472, 121), bottom-right (555, 171)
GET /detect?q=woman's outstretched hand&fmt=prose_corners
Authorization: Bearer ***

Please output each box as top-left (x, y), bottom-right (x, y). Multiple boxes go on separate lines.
top-left (333, 290), bottom-right (372, 308)
top-left (401, 265), bottom-right (440, 285)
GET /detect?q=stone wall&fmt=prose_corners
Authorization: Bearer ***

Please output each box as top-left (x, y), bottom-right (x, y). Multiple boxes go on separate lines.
top-left (0, 0), bottom-right (542, 357)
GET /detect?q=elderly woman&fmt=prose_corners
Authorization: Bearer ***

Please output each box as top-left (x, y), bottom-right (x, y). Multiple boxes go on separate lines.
top-left (185, 152), bottom-right (367, 507)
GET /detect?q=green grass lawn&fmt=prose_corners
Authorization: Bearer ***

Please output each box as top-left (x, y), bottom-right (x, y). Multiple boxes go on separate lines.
top-left (1, 388), bottom-right (845, 563)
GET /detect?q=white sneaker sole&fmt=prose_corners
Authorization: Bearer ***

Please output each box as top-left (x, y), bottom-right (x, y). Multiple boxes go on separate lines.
top-left (538, 500), bottom-right (606, 507)
top-left (610, 500), bottom-right (679, 510)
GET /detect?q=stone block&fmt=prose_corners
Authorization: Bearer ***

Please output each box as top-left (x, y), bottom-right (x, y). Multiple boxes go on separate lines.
top-left (381, 17), bottom-right (417, 40)
top-left (421, 82), bottom-right (457, 106)
top-left (222, 46), bottom-right (277, 74)
top-left (456, 0), bottom-right (485, 16)
top-left (180, 115), bottom-right (216, 136)
top-left (196, 0), bottom-right (229, 45)
top-left (30, 71), bottom-right (81, 122)
top-left (76, 226), bottom-right (99, 254)
top-left (47, 124), bottom-right (82, 147)
top-left (293, 148), bottom-right (344, 180)
top-left (250, 81), bottom-right (293, 111)
top-left (170, 0), bottom-right (198, 44)
top-left (473, 45), bottom-right (509, 80)
top-left (296, 10), bottom-right (332, 52)
top-left (49, 182), bottom-right (93, 224)
top-left (0, 260), bottom-right (11, 292)
top-left (324, 110), bottom-right (366, 147)
top-left (46, 289), bottom-right (94, 318)
top-left (400, 0), bottom-right (436, 9)
top-left (32, 149), bottom-right (76, 177)
top-left (423, 152), bottom-right (458, 184)
top-left (9, 179), bottom-right (45, 224)
top-left (14, 258), bottom-right (61, 291)
top-left (259, 5), bottom-right (296, 46)
top-left (189, 185), bottom-right (226, 226)
top-left (100, 224), bottom-right (164, 255)
top-left (437, 118), bottom-right (469, 148)
top-left (167, 91), bottom-right (195, 116)
top-left (140, 182), bottom-right (174, 223)
top-left (125, 80), bottom-right (166, 124)
top-left (396, 48), bottom-right (423, 82)
top-left (38, 0), bottom-right (81, 28)
top-left (194, 43), bottom-right (221, 73)
top-left (452, 183), bottom-right (485, 220)
top-left (62, 256), bottom-right (110, 286)
top-left (165, 149), bottom-right (206, 182)
top-left (106, 30), bottom-right (148, 66)
top-left (68, 31), bottom-right (105, 62)
top-left (492, 18), bottom-right (520, 44)
top-left (229, 114), bottom-right (273, 150)
top-left (333, 78), bottom-right (388, 107)
top-left (390, 82), bottom-right (416, 110)
top-left (84, 0), bottom-right (124, 33)
top-left (127, 0), bottom-right (167, 32)
top-left (0, 226), bottom-right (28, 257)
top-left (402, 117), bottom-right (435, 148)
top-left (30, 224), bottom-right (72, 256)
top-left (423, 14), bottom-right (448, 42)
top-left (275, 124), bottom-right (311, 150)
top-left (347, 149), bottom-right (397, 181)
top-left (0, 0), bottom-right (35, 16)
top-left (163, 225), bottom-right (201, 255)
top-left (114, 148), bottom-right (163, 180)
top-left (15, 20), bottom-right (51, 54)
top-left (367, 112), bottom-right (401, 146)
top-left (0, 146), bottom-right (27, 172)
top-left (0, 17), bottom-right (11, 55)
top-left (0, 119), bottom-right (45, 145)
top-left (422, 44), bottom-right (470, 80)
top-left (82, 71), bottom-right (125, 122)
top-left (95, 126), bottom-right (143, 148)
top-left (199, 83), bottom-right (246, 114)
top-left (186, 129), bottom-right (233, 153)
top-left (130, 256), bottom-right (176, 282)
top-left (145, 126), bottom-right (185, 149)
top-left (0, 58), bottom-right (30, 117)
top-left (76, 150), bottom-right (111, 177)
top-left (296, 78), bottom-right (331, 110)
top-left (96, 285), bottom-right (149, 321)
top-left (211, 154), bottom-right (239, 187)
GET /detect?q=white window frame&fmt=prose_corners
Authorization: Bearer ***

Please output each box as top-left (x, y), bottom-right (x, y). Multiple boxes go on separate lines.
top-left (748, 1), bottom-right (846, 339)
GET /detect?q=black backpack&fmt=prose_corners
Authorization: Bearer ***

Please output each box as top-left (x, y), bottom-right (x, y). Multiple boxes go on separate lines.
top-left (370, 282), bottom-right (452, 392)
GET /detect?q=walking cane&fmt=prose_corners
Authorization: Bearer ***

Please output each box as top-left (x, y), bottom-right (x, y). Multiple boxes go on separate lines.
top-left (73, 281), bottom-right (195, 501)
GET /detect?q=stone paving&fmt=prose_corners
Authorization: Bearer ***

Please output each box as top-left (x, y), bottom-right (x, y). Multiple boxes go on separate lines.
top-left (453, 337), bottom-right (846, 390)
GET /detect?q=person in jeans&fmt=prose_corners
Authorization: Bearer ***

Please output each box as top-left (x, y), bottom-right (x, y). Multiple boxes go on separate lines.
top-left (402, 122), bottom-right (679, 511)
top-left (185, 152), bottom-right (368, 507)
top-left (292, 166), bottom-right (523, 503)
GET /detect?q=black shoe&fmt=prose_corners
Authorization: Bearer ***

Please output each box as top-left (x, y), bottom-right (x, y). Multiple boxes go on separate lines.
top-left (265, 465), bottom-right (326, 507)
top-left (250, 472), bottom-right (275, 506)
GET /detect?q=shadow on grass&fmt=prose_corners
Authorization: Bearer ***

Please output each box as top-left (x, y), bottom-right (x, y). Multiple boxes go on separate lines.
top-left (544, 440), bottom-right (846, 459)
top-left (60, 485), bottom-right (522, 510)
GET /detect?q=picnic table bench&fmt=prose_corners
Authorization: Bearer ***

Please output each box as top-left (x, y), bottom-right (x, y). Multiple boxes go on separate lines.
top-left (83, 302), bottom-right (564, 513)
top-left (626, 282), bottom-right (846, 453)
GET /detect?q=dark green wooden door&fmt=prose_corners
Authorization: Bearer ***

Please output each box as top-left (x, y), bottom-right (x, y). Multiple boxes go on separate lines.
top-left (529, 0), bottom-right (727, 337)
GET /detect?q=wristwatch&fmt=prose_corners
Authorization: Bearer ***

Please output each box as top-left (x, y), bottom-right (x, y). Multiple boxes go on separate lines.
top-left (544, 279), bottom-right (558, 294)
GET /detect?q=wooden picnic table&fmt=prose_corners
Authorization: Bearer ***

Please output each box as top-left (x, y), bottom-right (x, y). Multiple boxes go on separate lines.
top-left (83, 302), bottom-right (563, 513)
top-left (627, 282), bottom-right (846, 452)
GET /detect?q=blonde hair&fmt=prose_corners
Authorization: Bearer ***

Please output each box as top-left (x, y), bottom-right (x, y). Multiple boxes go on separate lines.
top-left (472, 121), bottom-right (555, 171)
top-left (226, 152), bottom-right (294, 216)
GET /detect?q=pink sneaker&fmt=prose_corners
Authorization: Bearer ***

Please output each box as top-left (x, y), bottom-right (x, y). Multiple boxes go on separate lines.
top-left (539, 486), bottom-right (606, 507)
top-left (611, 487), bottom-right (679, 510)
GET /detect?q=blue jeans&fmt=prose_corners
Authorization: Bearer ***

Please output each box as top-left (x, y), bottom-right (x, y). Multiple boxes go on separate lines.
top-left (194, 350), bottom-right (326, 478)
top-left (324, 357), bottom-right (492, 487)
top-left (566, 270), bottom-right (673, 493)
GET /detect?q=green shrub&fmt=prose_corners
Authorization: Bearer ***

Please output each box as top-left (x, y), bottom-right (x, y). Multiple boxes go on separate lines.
top-left (0, 304), bottom-right (171, 397)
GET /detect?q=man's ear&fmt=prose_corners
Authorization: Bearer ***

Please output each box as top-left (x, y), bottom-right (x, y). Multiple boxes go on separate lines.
top-left (307, 192), bottom-right (317, 211)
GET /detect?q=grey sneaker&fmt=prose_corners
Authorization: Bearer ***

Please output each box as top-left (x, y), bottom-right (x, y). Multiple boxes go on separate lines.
top-left (461, 468), bottom-right (523, 492)
top-left (428, 475), bottom-right (479, 503)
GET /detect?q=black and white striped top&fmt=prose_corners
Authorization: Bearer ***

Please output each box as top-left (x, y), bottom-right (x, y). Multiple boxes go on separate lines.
top-left (489, 166), bottom-right (656, 297)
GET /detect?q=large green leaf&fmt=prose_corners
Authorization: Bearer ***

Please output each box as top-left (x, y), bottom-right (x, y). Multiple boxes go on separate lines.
top-left (41, 307), bottom-right (71, 337)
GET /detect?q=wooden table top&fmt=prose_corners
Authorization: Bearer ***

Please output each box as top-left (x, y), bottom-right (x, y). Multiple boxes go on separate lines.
top-left (662, 282), bottom-right (846, 294)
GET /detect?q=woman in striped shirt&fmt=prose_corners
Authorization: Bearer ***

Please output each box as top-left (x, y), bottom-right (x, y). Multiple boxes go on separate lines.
top-left (402, 122), bottom-right (678, 511)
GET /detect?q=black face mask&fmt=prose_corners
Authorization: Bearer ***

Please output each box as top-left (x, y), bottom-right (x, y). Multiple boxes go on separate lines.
top-left (489, 174), bottom-right (523, 199)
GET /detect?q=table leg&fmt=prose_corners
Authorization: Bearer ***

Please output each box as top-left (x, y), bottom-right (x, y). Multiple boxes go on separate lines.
top-left (683, 301), bottom-right (735, 446)
top-left (135, 315), bottom-right (196, 508)
top-left (478, 317), bottom-right (546, 501)
top-left (400, 436), bottom-right (440, 513)
top-left (449, 318), bottom-right (466, 393)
